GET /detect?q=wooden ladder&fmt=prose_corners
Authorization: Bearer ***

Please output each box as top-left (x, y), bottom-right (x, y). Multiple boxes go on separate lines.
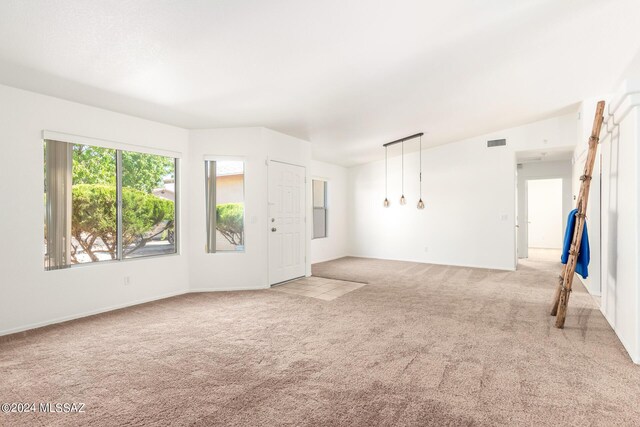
top-left (549, 100), bottom-right (605, 328)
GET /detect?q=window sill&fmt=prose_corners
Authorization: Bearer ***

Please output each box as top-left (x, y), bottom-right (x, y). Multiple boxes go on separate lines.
top-left (45, 251), bottom-right (181, 271)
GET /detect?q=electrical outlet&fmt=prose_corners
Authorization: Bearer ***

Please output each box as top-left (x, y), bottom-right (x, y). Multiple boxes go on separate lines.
top-left (124, 276), bottom-right (130, 286)
top-left (424, 246), bottom-right (429, 253)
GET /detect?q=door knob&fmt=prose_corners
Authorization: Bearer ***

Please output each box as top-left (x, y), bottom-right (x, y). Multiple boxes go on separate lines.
top-left (271, 227), bottom-right (277, 232)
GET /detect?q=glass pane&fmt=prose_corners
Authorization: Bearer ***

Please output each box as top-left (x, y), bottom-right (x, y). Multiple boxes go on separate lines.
top-left (313, 180), bottom-right (326, 208)
top-left (313, 208), bottom-right (327, 239)
top-left (312, 180), bottom-right (327, 238)
top-left (122, 151), bottom-right (176, 258)
top-left (216, 160), bottom-right (245, 252)
top-left (70, 144), bottom-right (117, 264)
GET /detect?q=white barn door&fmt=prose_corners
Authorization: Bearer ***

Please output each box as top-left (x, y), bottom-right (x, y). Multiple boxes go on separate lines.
top-left (268, 161), bottom-right (306, 285)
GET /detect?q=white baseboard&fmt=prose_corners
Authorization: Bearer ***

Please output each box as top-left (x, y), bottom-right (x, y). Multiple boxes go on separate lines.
top-left (0, 289), bottom-right (188, 337)
top-left (595, 296), bottom-right (638, 365)
top-left (1, 285), bottom-right (280, 337)
top-left (190, 286), bottom-right (269, 292)
top-left (617, 332), bottom-right (640, 365)
top-left (310, 254), bottom-right (350, 264)
top-left (346, 254), bottom-right (516, 272)
top-left (577, 275), bottom-right (601, 296)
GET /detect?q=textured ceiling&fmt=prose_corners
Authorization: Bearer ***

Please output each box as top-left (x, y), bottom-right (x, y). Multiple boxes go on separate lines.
top-left (1, 0), bottom-right (639, 166)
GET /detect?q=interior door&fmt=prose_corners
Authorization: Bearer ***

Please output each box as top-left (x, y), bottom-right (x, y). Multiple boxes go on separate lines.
top-left (527, 178), bottom-right (563, 249)
top-left (268, 160), bottom-right (306, 285)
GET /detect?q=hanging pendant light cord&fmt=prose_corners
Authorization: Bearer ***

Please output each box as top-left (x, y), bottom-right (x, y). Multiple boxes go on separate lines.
top-left (401, 141), bottom-right (404, 194)
top-left (385, 146), bottom-right (388, 198)
top-left (419, 135), bottom-right (422, 197)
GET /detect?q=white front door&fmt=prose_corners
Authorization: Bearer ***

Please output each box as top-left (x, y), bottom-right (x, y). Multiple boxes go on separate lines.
top-left (268, 160), bottom-right (306, 285)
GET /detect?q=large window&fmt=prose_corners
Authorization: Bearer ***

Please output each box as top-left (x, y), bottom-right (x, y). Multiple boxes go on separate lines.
top-left (44, 139), bottom-right (177, 270)
top-left (313, 179), bottom-right (327, 239)
top-left (205, 160), bottom-right (245, 253)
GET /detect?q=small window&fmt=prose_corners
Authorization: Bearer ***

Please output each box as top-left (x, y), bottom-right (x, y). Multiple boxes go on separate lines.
top-left (205, 160), bottom-right (245, 253)
top-left (44, 139), bottom-right (178, 270)
top-left (313, 179), bottom-right (327, 239)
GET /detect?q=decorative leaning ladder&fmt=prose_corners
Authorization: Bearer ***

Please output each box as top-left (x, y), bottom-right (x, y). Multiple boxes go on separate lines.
top-left (549, 100), bottom-right (605, 329)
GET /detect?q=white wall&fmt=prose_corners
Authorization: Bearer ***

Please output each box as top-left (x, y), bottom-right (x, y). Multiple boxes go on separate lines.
top-left (0, 84), bottom-right (316, 335)
top-left (348, 114), bottom-right (576, 271)
top-left (516, 161), bottom-right (573, 257)
top-left (596, 80), bottom-right (640, 364)
top-left (0, 84), bottom-right (190, 336)
top-left (310, 160), bottom-right (349, 263)
top-left (187, 127), bottom-right (311, 291)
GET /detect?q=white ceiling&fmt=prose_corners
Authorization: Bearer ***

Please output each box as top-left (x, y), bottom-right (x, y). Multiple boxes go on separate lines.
top-left (1, 0), bottom-right (639, 166)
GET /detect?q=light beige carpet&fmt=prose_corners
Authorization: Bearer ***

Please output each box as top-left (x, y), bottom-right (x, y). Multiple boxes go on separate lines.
top-left (1, 256), bottom-right (639, 426)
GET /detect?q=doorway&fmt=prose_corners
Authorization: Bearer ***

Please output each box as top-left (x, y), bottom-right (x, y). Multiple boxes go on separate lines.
top-left (268, 160), bottom-right (306, 285)
top-left (526, 178), bottom-right (563, 261)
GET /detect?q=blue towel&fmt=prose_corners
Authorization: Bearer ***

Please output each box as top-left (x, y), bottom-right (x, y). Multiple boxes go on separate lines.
top-left (561, 209), bottom-right (590, 278)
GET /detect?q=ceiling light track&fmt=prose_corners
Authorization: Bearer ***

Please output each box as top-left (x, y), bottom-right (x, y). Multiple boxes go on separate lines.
top-left (382, 132), bottom-right (424, 148)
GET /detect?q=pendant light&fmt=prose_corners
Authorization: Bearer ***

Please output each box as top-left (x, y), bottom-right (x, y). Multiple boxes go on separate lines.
top-left (417, 134), bottom-right (425, 209)
top-left (382, 132), bottom-right (424, 207)
top-left (383, 146), bottom-right (390, 207)
top-left (400, 141), bottom-right (406, 205)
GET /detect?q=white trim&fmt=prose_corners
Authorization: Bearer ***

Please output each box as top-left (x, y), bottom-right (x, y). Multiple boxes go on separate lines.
top-left (203, 157), bottom-right (247, 254)
top-left (311, 255), bottom-right (350, 264)
top-left (42, 130), bottom-right (182, 158)
top-left (605, 80), bottom-right (640, 121)
top-left (268, 158), bottom-right (307, 169)
top-left (190, 286), bottom-right (270, 292)
top-left (617, 332), bottom-right (640, 366)
top-left (203, 154), bottom-right (246, 162)
top-left (346, 254), bottom-right (516, 272)
top-left (600, 92), bottom-right (640, 144)
top-left (0, 290), bottom-right (188, 337)
top-left (578, 275), bottom-right (601, 297)
top-left (0, 286), bottom-right (290, 337)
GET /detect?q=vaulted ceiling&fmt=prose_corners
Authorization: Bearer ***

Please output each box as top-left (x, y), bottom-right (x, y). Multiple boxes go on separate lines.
top-left (1, 0), bottom-right (639, 166)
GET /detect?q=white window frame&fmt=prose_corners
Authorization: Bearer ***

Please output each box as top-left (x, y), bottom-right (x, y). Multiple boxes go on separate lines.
top-left (43, 131), bottom-right (182, 270)
top-left (204, 155), bottom-right (247, 254)
top-left (312, 179), bottom-right (328, 239)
